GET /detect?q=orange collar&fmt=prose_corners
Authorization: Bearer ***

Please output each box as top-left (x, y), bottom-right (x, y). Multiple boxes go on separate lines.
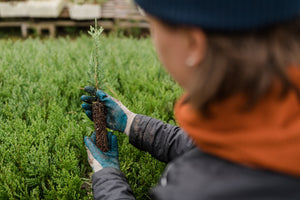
top-left (175, 67), bottom-right (300, 176)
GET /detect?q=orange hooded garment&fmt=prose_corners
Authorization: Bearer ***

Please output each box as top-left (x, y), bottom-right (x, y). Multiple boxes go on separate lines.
top-left (174, 67), bottom-right (300, 177)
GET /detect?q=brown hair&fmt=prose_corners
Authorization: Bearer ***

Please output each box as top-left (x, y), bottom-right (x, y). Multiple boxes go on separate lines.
top-left (186, 17), bottom-right (300, 115)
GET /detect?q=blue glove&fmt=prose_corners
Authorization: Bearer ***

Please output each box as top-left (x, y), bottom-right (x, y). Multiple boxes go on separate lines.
top-left (84, 131), bottom-right (119, 173)
top-left (81, 86), bottom-right (136, 136)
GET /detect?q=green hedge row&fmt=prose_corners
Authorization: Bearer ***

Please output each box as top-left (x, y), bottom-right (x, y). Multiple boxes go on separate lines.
top-left (0, 35), bottom-right (182, 199)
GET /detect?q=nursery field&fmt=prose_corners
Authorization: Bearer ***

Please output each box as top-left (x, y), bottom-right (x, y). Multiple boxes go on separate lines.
top-left (0, 35), bottom-right (182, 199)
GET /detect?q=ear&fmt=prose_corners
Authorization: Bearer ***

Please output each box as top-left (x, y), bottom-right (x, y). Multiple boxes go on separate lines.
top-left (185, 28), bottom-right (207, 68)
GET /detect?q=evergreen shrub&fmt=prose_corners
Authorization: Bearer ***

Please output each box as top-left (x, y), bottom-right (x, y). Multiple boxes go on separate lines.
top-left (0, 34), bottom-right (181, 199)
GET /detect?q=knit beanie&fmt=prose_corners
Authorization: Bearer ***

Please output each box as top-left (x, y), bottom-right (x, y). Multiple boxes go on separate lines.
top-left (134, 0), bottom-right (300, 31)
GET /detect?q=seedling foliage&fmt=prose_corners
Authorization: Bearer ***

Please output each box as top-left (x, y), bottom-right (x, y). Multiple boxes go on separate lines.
top-left (87, 19), bottom-right (105, 90)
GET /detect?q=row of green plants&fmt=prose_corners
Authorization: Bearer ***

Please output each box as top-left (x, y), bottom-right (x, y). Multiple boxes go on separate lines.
top-left (0, 34), bottom-right (182, 199)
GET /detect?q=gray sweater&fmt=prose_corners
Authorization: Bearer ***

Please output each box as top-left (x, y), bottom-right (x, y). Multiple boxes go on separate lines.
top-left (92, 115), bottom-right (300, 200)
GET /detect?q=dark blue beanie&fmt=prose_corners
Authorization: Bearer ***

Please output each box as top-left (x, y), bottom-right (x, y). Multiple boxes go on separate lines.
top-left (135, 0), bottom-right (300, 31)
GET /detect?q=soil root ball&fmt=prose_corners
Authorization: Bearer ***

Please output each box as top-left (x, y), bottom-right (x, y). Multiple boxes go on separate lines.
top-left (92, 101), bottom-right (108, 152)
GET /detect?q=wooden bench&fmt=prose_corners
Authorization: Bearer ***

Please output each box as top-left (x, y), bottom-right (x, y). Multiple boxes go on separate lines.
top-left (0, 0), bottom-right (148, 37)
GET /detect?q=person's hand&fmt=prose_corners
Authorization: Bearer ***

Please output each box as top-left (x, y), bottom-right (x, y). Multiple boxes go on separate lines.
top-left (81, 86), bottom-right (136, 136)
top-left (84, 131), bottom-right (119, 173)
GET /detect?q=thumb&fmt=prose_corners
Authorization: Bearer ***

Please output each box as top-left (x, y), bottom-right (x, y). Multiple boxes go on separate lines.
top-left (96, 90), bottom-right (109, 101)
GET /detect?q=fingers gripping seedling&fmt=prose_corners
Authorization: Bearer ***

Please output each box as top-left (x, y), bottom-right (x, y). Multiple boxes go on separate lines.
top-left (87, 20), bottom-right (109, 152)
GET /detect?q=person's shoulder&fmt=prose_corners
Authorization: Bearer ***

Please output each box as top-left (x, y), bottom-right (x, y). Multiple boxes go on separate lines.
top-left (151, 148), bottom-right (300, 200)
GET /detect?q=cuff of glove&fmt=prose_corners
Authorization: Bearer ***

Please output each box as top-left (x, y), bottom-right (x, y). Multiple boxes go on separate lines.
top-left (124, 113), bottom-right (137, 136)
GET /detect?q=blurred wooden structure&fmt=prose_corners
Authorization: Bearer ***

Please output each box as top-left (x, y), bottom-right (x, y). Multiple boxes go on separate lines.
top-left (0, 0), bottom-right (148, 37)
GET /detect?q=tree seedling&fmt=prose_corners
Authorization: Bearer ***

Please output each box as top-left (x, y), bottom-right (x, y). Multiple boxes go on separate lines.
top-left (87, 20), bottom-right (108, 152)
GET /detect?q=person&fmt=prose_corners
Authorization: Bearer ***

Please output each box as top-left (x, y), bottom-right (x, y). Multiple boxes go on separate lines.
top-left (81, 0), bottom-right (300, 199)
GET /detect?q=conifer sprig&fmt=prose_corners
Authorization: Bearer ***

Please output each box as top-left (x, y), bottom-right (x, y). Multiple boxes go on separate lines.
top-left (88, 19), bottom-right (105, 90)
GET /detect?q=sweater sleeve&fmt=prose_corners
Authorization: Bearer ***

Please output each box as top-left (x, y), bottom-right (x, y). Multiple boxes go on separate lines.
top-left (129, 114), bottom-right (195, 163)
top-left (92, 168), bottom-right (135, 200)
